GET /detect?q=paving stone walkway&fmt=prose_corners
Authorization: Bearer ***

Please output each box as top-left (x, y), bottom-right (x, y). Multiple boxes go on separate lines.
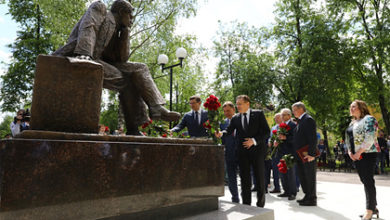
top-left (219, 171), bottom-right (390, 220)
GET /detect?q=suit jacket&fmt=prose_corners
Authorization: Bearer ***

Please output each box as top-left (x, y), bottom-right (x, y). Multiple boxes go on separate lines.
top-left (220, 118), bottom-right (239, 162)
top-left (224, 109), bottom-right (270, 151)
top-left (293, 113), bottom-right (317, 156)
top-left (278, 120), bottom-right (296, 155)
top-left (171, 110), bottom-right (208, 137)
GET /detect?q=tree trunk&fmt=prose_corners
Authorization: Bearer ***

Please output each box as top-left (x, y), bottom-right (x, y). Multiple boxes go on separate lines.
top-left (322, 129), bottom-right (330, 155)
top-left (378, 93), bottom-right (390, 135)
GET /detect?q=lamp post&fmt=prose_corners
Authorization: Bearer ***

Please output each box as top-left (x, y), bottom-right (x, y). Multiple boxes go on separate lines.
top-left (157, 47), bottom-right (187, 128)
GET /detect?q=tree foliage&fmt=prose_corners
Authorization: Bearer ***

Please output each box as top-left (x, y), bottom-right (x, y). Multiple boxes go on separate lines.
top-left (326, 0), bottom-right (390, 134)
top-left (0, 115), bottom-right (12, 138)
top-left (212, 21), bottom-right (275, 107)
top-left (0, 0), bottom-right (52, 112)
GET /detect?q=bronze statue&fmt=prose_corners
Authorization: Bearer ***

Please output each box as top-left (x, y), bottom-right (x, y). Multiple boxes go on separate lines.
top-left (53, 0), bottom-right (180, 135)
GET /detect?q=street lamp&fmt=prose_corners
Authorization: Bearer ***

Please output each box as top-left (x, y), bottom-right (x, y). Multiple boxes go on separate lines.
top-left (157, 47), bottom-right (187, 128)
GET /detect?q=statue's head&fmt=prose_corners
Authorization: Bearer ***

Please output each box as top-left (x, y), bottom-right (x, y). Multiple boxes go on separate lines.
top-left (111, 0), bottom-right (134, 28)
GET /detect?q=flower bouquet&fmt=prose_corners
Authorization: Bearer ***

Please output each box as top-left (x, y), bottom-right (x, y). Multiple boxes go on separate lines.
top-left (139, 119), bottom-right (169, 137)
top-left (271, 122), bottom-right (291, 157)
top-left (277, 154), bottom-right (295, 174)
top-left (203, 94), bottom-right (222, 144)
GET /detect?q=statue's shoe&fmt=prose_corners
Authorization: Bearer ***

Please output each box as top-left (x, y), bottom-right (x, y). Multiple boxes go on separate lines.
top-left (149, 105), bottom-right (181, 122)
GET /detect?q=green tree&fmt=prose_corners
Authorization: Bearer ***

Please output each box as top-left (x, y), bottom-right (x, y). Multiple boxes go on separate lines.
top-left (272, 0), bottom-right (313, 105)
top-left (212, 21), bottom-right (275, 106)
top-left (271, 0), bottom-right (357, 143)
top-left (327, 0), bottom-right (390, 134)
top-left (0, 0), bottom-right (52, 112)
top-left (299, 13), bottom-right (355, 142)
top-left (0, 115), bottom-right (13, 138)
top-left (34, 0), bottom-right (88, 49)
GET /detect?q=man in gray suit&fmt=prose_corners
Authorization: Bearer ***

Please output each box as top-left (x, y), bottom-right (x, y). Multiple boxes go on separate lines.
top-left (53, 0), bottom-right (180, 135)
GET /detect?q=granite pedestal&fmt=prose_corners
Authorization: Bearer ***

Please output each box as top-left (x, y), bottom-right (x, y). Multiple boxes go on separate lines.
top-left (0, 131), bottom-right (225, 220)
top-left (30, 55), bottom-right (104, 133)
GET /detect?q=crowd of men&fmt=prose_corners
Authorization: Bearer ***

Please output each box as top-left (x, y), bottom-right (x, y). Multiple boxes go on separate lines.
top-left (171, 94), bottom-right (318, 207)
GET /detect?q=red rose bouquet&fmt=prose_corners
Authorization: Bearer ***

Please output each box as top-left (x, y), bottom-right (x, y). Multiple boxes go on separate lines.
top-left (277, 154), bottom-right (295, 173)
top-left (277, 159), bottom-right (288, 174)
top-left (271, 123), bottom-right (291, 157)
top-left (203, 94), bottom-right (222, 144)
top-left (139, 119), bottom-right (169, 137)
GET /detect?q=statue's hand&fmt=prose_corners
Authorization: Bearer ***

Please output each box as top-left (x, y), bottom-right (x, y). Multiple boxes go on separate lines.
top-left (75, 55), bottom-right (92, 60)
top-left (118, 27), bottom-right (129, 38)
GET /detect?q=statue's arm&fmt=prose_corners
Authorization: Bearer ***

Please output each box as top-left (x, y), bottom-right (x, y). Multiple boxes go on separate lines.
top-left (74, 1), bottom-right (107, 58)
top-left (116, 27), bottom-right (130, 62)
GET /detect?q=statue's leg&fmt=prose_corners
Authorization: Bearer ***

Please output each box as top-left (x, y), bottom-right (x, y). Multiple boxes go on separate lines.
top-left (119, 86), bottom-right (149, 135)
top-left (114, 62), bottom-right (165, 106)
top-left (98, 60), bottom-right (148, 135)
top-left (114, 62), bottom-right (181, 122)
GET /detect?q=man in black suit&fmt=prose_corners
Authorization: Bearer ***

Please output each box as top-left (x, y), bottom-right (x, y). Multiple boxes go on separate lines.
top-left (292, 102), bottom-right (317, 206)
top-left (171, 95), bottom-right (208, 137)
top-left (276, 108), bottom-right (297, 201)
top-left (217, 95), bottom-right (270, 207)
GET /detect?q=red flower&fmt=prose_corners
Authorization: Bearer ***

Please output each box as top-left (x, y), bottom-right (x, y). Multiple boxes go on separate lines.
top-left (142, 132), bottom-right (147, 136)
top-left (203, 94), bottom-right (221, 111)
top-left (203, 120), bottom-right (212, 129)
top-left (162, 134), bottom-right (167, 138)
top-left (105, 126), bottom-right (109, 132)
top-left (277, 160), bottom-right (288, 174)
top-left (279, 123), bottom-right (291, 131)
top-left (141, 119), bottom-right (153, 129)
top-left (272, 130), bottom-right (278, 135)
top-left (359, 155), bottom-right (363, 160)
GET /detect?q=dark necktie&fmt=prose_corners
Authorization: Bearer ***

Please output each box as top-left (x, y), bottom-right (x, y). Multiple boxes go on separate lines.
top-left (195, 111), bottom-right (199, 125)
top-left (243, 113), bottom-right (248, 131)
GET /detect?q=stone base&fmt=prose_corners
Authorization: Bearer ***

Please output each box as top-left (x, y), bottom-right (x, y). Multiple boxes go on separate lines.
top-left (182, 201), bottom-right (274, 220)
top-left (0, 134), bottom-right (224, 219)
top-left (30, 55), bottom-right (104, 133)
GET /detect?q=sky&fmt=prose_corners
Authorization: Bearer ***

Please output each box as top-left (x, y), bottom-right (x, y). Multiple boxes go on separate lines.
top-left (0, 0), bottom-right (278, 122)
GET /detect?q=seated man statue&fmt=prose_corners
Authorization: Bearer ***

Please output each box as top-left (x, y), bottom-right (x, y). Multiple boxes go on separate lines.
top-left (53, 0), bottom-right (180, 135)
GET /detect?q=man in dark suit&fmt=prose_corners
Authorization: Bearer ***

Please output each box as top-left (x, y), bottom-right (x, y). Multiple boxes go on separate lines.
top-left (276, 108), bottom-right (297, 201)
top-left (217, 95), bottom-right (270, 207)
top-left (292, 102), bottom-right (317, 206)
top-left (171, 95), bottom-right (208, 137)
top-left (220, 101), bottom-right (240, 203)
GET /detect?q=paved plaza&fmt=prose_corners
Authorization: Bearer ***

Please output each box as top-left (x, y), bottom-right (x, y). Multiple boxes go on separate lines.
top-left (219, 171), bottom-right (390, 220)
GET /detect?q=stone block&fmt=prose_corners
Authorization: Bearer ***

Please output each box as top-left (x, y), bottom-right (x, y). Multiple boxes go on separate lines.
top-left (30, 55), bottom-right (103, 133)
top-left (0, 135), bottom-right (224, 219)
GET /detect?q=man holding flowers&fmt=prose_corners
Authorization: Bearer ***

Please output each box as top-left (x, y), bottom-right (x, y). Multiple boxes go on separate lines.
top-left (275, 108), bottom-right (297, 201)
top-left (268, 113), bottom-right (283, 194)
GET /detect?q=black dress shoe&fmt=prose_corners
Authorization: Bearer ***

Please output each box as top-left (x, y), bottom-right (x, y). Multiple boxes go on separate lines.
top-left (288, 195), bottom-right (296, 200)
top-left (251, 187), bottom-right (258, 192)
top-left (277, 193), bottom-right (289, 197)
top-left (299, 200), bottom-right (317, 206)
top-left (297, 197), bottom-right (306, 203)
top-left (269, 189), bottom-right (281, 193)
